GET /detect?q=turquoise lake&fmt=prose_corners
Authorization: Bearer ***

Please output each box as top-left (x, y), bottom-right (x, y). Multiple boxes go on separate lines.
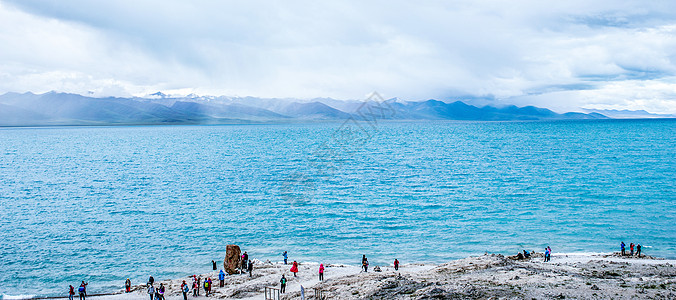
top-left (1, 120), bottom-right (674, 297)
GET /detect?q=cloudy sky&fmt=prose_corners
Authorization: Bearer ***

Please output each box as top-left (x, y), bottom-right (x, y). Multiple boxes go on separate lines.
top-left (1, 0), bottom-right (675, 113)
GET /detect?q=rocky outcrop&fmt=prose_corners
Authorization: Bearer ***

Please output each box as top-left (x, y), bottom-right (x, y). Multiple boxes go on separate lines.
top-left (224, 245), bottom-right (241, 275)
top-left (123, 254), bottom-right (676, 300)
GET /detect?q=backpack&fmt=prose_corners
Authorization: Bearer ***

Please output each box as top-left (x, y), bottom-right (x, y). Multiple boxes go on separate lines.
top-left (78, 286), bottom-right (85, 293)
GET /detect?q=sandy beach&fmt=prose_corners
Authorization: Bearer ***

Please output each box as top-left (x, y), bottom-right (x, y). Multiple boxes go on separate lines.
top-left (77, 253), bottom-right (676, 300)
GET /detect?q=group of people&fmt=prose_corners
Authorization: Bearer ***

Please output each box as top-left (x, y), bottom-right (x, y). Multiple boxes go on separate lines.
top-left (620, 241), bottom-right (642, 256)
top-left (67, 281), bottom-right (87, 300)
top-left (240, 251), bottom-right (254, 276)
top-left (146, 282), bottom-right (166, 300)
top-left (144, 276), bottom-right (166, 300)
top-left (67, 241), bottom-right (656, 299)
top-left (178, 277), bottom-right (214, 300)
top-left (76, 251), bottom-right (404, 298)
top-left (515, 250), bottom-right (532, 260)
top-left (361, 255), bottom-right (370, 272)
top-left (278, 253), bottom-right (400, 294)
top-left (145, 274), bottom-right (212, 300)
top-left (544, 246), bottom-right (552, 262)
top-left (187, 275), bottom-right (214, 297)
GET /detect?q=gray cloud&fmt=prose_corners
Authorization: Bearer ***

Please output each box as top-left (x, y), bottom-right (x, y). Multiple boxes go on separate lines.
top-left (1, 0), bottom-right (675, 113)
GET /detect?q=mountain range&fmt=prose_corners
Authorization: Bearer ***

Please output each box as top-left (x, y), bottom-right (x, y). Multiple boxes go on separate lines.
top-left (0, 91), bottom-right (615, 126)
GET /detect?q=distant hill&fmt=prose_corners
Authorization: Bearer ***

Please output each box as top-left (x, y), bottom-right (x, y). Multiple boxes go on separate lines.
top-left (582, 108), bottom-right (675, 119)
top-left (0, 91), bottom-right (610, 126)
top-left (170, 101), bottom-right (289, 120)
top-left (381, 100), bottom-right (608, 121)
top-left (270, 101), bottom-right (353, 119)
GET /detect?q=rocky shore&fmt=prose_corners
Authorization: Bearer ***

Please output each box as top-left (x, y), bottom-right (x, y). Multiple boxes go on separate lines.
top-left (97, 253), bottom-right (675, 300)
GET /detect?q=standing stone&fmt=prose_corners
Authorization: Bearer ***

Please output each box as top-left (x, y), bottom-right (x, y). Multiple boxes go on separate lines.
top-left (224, 244), bottom-right (241, 275)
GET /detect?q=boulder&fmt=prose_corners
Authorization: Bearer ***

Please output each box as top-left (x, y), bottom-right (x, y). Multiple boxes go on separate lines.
top-left (224, 244), bottom-right (242, 275)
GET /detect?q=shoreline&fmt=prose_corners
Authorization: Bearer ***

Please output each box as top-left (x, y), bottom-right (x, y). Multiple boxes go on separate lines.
top-left (10, 252), bottom-right (674, 300)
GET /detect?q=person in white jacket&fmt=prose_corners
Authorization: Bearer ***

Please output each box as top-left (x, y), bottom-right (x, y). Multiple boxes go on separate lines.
top-left (147, 284), bottom-right (156, 300)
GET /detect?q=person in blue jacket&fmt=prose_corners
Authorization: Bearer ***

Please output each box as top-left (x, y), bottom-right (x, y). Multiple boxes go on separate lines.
top-left (219, 270), bottom-right (225, 287)
top-left (283, 251), bottom-right (288, 265)
top-left (78, 281), bottom-right (88, 300)
top-left (621, 241), bottom-right (626, 256)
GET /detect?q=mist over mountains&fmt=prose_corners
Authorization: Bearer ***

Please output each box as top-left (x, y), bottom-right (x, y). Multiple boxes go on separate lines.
top-left (0, 91), bottom-right (614, 126)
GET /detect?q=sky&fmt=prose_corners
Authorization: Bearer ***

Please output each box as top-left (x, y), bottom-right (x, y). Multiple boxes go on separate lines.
top-left (0, 0), bottom-right (675, 114)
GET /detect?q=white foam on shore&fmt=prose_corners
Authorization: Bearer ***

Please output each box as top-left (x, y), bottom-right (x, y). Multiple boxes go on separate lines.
top-left (550, 252), bottom-right (676, 265)
top-left (89, 294), bottom-right (146, 300)
top-left (2, 294), bottom-right (36, 300)
top-left (553, 251), bottom-right (610, 256)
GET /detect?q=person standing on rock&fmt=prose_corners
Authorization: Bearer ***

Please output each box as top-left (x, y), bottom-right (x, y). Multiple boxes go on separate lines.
top-left (290, 261), bottom-right (299, 277)
top-left (212, 260), bottom-right (217, 270)
top-left (219, 269), bottom-right (225, 287)
top-left (630, 243), bottom-right (635, 256)
top-left (362, 256), bottom-right (369, 272)
top-left (78, 284), bottom-right (85, 300)
top-left (68, 285), bottom-right (75, 300)
top-left (78, 281), bottom-right (88, 300)
top-left (362, 255), bottom-right (371, 272)
top-left (637, 244), bottom-right (642, 257)
top-left (394, 259), bottom-right (399, 271)
top-left (280, 274), bottom-right (287, 293)
top-left (192, 278), bottom-right (199, 296)
top-left (208, 278), bottom-right (213, 294)
top-left (319, 263), bottom-right (325, 281)
top-left (158, 283), bottom-right (165, 300)
top-left (248, 260), bottom-right (254, 277)
top-left (181, 281), bottom-right (189, 300)
top-left (125, 278), bottom-right (131, 293)
top-left (544, 248), bottom-right (550, 262)
top-left (241, 251), bottom-right (249, 274)
top-left (283, 251), bottom-right (288, 264)
top-left (203, 278), bottom-right (209, 297)
top-left (240, 257), bottom-right (244, 274)
top-left (147, 284), bottom-right (155, 300)
top-left (621, 241), bottom-right (626, 256)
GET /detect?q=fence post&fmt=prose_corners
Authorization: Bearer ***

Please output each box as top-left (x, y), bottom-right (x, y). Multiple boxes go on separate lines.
top-left (314, 287), bottom-right (324, 299)
top-left (264, 286), bottom-right (280, 300)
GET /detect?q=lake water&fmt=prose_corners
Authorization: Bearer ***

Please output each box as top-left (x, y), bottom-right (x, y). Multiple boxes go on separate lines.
top-left (1, 120), bottom-right (674, 297)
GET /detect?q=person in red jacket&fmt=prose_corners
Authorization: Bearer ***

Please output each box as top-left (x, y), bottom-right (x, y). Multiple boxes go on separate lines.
top-left (68, 285), bottom-right (75, 300)
top-left (394, 259), bottom-right (399, 271)
top-left (290, 261), bottom-right (299, 277)
top-left (319, 264), bottom-right (324, 281)
top-left (192, 280), bottom-right (199, 297)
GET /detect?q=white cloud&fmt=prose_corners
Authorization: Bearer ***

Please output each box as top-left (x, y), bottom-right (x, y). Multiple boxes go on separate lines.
top-left (0, 0), bottom-right (675, 113)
